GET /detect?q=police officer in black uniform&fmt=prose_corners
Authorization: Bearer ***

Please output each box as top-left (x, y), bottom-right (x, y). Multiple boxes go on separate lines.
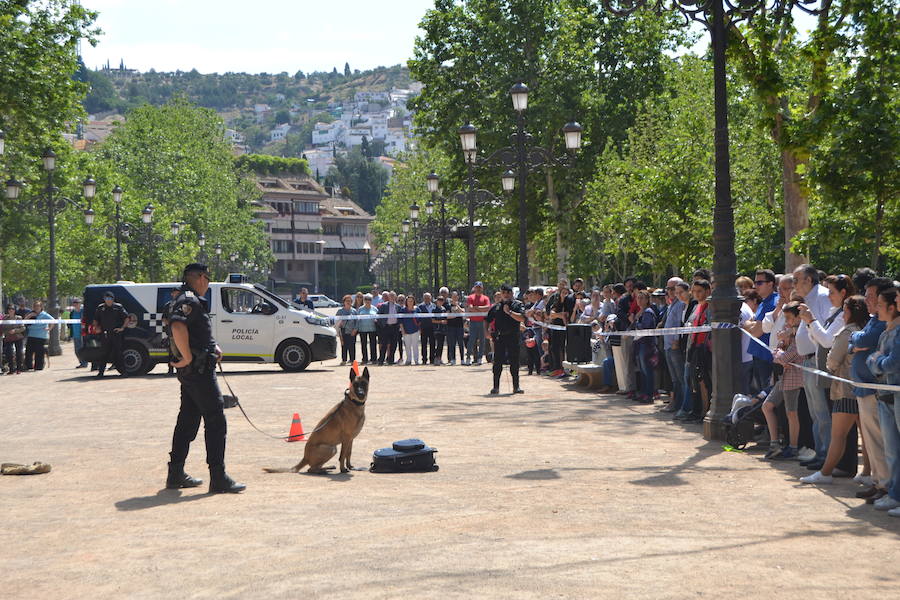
top-left (485, 283), bottom-right (526, 395)
top-left (167, 263), bottom-right (245, 494)
top-left (94, 291), bottom-right (128, 378)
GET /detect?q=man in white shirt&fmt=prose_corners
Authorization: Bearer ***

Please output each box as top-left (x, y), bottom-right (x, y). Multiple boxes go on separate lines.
top-left (761, 275), bottom-right (794, 352)
top-left (793, 264), bottom-right (833, 467)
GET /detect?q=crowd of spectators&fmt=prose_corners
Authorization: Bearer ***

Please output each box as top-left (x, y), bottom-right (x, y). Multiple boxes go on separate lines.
top-left (332, 264), bottom-right (900, 518)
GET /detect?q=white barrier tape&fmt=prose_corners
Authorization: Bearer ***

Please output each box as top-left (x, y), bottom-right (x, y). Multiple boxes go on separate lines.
top-left (330, 310), bottom-right (489, 323)
top-left (596, 325), bottom-right (714, 338)
top-left (1, 319), bottom-right (81, 325)
top-left (737, 327), bottom-right (900, 393)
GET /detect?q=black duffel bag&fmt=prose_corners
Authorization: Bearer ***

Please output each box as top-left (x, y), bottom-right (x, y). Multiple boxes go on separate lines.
top-left (370, 438), bottom-right (439, 473)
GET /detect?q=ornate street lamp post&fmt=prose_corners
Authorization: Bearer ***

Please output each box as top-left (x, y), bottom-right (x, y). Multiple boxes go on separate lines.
top-left (401, 219), bottom-right (411, 294)
top-left (460, 84), bottom-right (582, 292)
top-left (408, 202), bottom-right (420, 296)
top-left (138, 203), bottom-right (164, 281)
top-left (4, 149), bottom-right (97, 355)
top-left (108, 185), bottom-right (125, 280)
top-left (391, 232), bottom-right (401, 291)
top-left (213, 243), bottom-right (222, 279)
top-left (425, 171), bottom-right (449, 287)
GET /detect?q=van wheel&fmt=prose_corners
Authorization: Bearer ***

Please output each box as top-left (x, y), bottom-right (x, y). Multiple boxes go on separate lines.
top-left (277, 339), bottom-right (311, 372)
top-left (121, 342), bottom-right (152, 376)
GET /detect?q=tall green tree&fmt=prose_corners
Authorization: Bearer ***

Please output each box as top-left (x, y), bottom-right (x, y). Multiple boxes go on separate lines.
top-left (1, 0), bottom-right (99, 302)
top-left (409, 0), bottom-right (683, 281)
top-left (807, 0), bottom-right (899, 273)
top-left (98, 98), bottom-right (273, 282)
top-left (728, 1), bottom-right (856, 270)
top-left (326, 147), bottom-right (390, 214)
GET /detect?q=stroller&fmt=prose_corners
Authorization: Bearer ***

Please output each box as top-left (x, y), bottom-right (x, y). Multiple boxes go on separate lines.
top-left (723, 388), bottom-right (770, 450)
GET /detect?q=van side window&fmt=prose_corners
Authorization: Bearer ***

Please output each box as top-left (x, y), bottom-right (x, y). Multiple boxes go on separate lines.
top-left (222, 288), bottom-right (268, 315)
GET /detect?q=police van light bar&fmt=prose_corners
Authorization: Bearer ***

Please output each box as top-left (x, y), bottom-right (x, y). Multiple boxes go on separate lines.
top-left (227, 273), bottom-right (247, 283)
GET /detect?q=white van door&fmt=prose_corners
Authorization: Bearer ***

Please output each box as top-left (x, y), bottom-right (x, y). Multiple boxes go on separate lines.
top-left (215, 286), bottom-right (277, 359)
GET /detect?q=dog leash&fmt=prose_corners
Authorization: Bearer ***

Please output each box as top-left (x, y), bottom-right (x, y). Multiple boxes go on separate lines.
top-left (217, 363), bottom-right (299, 441)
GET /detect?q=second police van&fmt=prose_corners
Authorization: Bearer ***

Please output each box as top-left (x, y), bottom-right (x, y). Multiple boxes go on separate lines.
top-left (76, 275), bottom-right (337, 376)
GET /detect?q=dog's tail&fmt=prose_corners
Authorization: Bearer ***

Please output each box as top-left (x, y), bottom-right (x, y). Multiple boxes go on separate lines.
top-left (262, 459), bottom-right (306, 474)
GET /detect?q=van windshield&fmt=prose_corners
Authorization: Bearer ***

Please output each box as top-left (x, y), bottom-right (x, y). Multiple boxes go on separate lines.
top-left (253, 284), bottom-right (289, 308)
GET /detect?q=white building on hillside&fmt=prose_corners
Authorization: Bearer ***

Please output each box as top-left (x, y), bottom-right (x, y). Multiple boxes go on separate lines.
top-left (270, 123), bottom-right (291, 142)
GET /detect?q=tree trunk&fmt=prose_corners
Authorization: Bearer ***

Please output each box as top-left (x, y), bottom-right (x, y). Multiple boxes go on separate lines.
top-left (781, 148), bottom-right (809, 270)
top-left (872, 187), bottom-right (885, 271)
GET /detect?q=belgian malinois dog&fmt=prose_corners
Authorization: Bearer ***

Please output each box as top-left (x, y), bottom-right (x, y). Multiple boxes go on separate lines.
top-left (264, 367), bottom-right (369, 474)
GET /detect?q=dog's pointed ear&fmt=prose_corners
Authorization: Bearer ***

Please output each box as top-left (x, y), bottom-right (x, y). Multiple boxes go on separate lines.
top-left (349, 368), bottom-right (355, 381)
top-left (362, 366), bottom-right (370, 380)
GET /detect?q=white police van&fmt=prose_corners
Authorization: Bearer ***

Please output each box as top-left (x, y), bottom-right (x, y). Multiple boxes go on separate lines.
top-left (76, 275), bottom-right (337, 376)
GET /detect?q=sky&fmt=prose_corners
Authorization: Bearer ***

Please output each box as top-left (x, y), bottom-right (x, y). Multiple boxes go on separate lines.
top-left (79, 0), bottom-right (432, 74)
top-left (79, 1), bottom-right (820, 75)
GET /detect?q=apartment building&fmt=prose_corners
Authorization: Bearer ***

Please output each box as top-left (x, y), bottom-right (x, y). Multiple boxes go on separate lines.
top-left (253, 175), bottom-right (373, 296)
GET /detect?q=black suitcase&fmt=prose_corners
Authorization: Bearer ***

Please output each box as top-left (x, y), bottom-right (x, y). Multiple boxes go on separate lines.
top-left (566, 324), bottom-right (593, 363)
top-left (370, 438), bottom-right (439, 473)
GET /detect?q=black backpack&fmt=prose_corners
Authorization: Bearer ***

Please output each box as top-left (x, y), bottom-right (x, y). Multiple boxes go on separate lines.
top-left (370, 438), bottom-right (439, 473)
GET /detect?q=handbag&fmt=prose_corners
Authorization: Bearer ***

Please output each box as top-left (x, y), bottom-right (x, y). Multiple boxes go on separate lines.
top-left (370, 438), bottom-right (439, 473)
top-left (815, 308), bottom-right (841, 388)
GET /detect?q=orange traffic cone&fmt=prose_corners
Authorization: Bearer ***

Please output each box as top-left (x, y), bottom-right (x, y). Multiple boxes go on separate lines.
top-left (286, 413), bottom-right (305, 442)
top-left (352, 360), bottom-right (360, 377)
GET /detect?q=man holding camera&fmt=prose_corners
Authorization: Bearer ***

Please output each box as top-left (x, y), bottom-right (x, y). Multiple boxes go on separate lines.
top-left (167, 263), bottom-right (245, 494)
top-left (485, 284), bottom-right (526, 395)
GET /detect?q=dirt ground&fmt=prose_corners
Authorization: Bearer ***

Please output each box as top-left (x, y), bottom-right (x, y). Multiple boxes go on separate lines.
top-left (2, 345), bottom-right (898, 599)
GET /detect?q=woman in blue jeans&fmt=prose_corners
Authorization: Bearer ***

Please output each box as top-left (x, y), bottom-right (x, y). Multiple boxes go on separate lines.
top-left (868, 288), bottom-right (900, 515)
top-left (631, 290), bottom-right (658, 404)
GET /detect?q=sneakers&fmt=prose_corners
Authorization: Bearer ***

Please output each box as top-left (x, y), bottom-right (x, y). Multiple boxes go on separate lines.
top-left (797, 447), bottom-right (817, 462)
top-left (764, 442), bottom-right (783, 459)
top-left (873, 495), bottom-right (900, 511)
top-left (888, 506), bottom-right (900, 518)
top-left (474, 359), bottom-right (483, 365)
top-left (853, 474), bottom-right (875, 487)
top-left (463, 359), bottom-right (471, 366)
top-left (800, 471), bottom-right (833, 484)
top-left (339, 361), bottom-right (346, 366)
top-left (770, 446), bottom-right (798, 460)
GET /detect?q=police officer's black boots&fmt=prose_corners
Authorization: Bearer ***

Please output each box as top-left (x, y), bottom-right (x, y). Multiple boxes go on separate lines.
top-left (166, 462), bottom-right (203, 489)
top-left (208, 466), bottom-right (246, 494)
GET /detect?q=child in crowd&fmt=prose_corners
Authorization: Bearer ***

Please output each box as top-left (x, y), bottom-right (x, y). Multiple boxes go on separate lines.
top-left (762, 301), bottom-right (804, 460)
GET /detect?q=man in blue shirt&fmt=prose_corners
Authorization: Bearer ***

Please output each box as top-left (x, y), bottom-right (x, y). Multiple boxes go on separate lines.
top-left (69, 299), bottom-right (88, 368)
top-left (294, 288), bottom-right (314, 311)
top-left (24, 300), bottom-right (54, 371)
top-left (748, 269), bottom-right (778, 393)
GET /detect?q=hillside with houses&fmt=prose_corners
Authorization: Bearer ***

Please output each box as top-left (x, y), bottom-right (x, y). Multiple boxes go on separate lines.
top-left (77, 62), bottom-right (420, 163)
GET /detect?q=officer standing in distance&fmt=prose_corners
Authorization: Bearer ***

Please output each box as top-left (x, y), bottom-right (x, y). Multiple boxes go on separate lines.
top-left (485, 283), bottom-right (526, 395)
top-left (94, 291), bottom-right (127, 378)
top-left (167, 263), bottom-right (245, 494)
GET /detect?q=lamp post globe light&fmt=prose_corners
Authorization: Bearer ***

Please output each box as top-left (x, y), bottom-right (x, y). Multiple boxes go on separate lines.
top-left (2, 144), bottom-right (103, 356)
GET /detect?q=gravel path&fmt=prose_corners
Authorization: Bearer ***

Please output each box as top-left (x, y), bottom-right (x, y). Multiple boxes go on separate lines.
top-left (1, 346), bottom-right (897, 598)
